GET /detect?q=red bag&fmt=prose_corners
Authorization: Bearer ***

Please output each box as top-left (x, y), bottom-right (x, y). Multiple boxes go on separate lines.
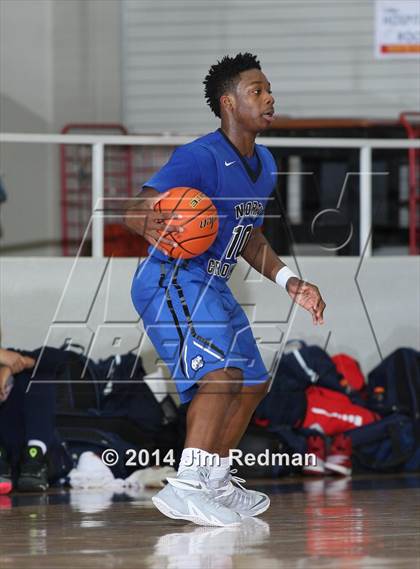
top-left (332, 354), bottom-right (365, 392)
top-left (302, 386), bottom-right (379, 435)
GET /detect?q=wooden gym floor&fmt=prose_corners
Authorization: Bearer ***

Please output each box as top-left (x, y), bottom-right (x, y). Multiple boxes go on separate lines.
top-left (1, 474), bottom-right (419, 568)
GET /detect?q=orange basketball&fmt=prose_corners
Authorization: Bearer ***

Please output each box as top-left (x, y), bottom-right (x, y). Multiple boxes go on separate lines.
top-left (154, 187), bottom-right (219, 259)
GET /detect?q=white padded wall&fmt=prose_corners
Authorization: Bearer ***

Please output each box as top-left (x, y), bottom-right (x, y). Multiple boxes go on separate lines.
top-left (1, 257), bottom-right (419, 377)
top-left (121, 0), bottom-right (420, 134)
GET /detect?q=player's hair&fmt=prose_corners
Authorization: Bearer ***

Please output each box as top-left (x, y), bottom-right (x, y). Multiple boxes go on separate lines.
top-left (203, 52), bottom-right (261, 118)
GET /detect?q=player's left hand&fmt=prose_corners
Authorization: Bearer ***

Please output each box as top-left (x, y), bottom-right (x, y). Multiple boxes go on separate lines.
top-left (286, 278), bottom-right (326, 325)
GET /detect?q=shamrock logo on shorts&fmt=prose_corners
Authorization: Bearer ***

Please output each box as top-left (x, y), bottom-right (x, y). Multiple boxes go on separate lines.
top-left (191, 355), bottom-right (204, 371)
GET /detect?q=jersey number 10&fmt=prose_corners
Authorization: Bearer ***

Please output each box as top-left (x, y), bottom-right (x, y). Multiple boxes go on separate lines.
top-left (225, 224), bottom-right (253, 260)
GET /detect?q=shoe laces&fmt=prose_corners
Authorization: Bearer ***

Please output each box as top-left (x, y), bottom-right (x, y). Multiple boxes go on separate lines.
top-left (214, 469), bottom-right (248, 502)
top-left (230, 469), bottom-right (247, 491)
top-left (190, 468), bottom-right (238, 512)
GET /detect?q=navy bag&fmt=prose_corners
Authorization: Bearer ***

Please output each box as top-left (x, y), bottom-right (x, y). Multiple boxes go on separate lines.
top-left (24, 344), bottom-right (102, 413)
top-left (236, 425), bottom-right (320, 478)
top-left (98, 352), bottom-right (165, 433)
top-left (57, 426), bottom-right (138, 478)
top-left (35, 344), bottom-right (164, 432)
top-left (268, 425), bottom-right (321, 476)
top-left (367, 348), bottom-right (420, 420)
top-left (273, 341), bottom-right (352, 394)
top-left (255, 341), bottom-right (365, 427)
top-left (347, 414), bottom-right (420, 473)
top-left (27, 345), bottom-right (164, 474)
top-left (46, 437), bottom-right (74, 485)
top-left (347, 349), bottom-right (420, 473)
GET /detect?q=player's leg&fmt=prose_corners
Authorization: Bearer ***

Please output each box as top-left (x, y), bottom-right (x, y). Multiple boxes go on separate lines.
top-left (204, 381), bottom-right (271, 517)
top-left (132, 261), bottom-right (243, 525)
top-left (215, 380), bottom-right (269, 455)
top-left (215, 291), bottom-right (270, 455)
top-left (205, 296), bottom-right (272, 516)
top-left (183, 366), bottom-right (243, 451)
top-left (153, 366), bottom-right (244, 526)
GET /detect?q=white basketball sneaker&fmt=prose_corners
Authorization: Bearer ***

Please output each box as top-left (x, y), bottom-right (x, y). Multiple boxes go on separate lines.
top-left (210, 470), bottom-right (270, 517)
top-left (152, 467), bottom-right (242, 527)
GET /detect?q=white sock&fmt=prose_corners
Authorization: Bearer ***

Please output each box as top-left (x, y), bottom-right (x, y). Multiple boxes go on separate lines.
top-left (177, 447), bottom-right (217, 474)
top-left (209, 455), bottom-right (231, 482)
top-left (27, 439), bottom-right (47, 455)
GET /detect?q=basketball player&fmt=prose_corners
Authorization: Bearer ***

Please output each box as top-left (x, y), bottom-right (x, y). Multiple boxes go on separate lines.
top-left (126, 53), bottom-right (326, 526)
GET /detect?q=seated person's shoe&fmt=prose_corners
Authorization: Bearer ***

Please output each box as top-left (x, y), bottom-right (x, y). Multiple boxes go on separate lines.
top-left (325, 434), bottom-right (352, 476)
top-left (0, 446), bottom-right (12, 494)
top-left (152, 467), bottom-right (242, 527)
top-left (210, 470), bottom-right (270, 517)
top-left (303, 435), bottom-right (326, 476)
top-left (17, 445), bottom-right (49, 492)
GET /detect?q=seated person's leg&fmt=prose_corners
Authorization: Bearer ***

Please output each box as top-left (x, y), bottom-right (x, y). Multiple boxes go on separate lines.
top-left (17, 380), bottom-right (56, 492)
top-left (0, 371), bottom-right (26, 493)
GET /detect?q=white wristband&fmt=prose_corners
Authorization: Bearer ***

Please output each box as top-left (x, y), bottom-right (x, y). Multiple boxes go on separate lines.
top-left (275, 266), bottom-right (298, 289)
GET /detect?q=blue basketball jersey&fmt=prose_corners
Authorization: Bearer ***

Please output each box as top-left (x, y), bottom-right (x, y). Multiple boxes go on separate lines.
top-left (144, 128), bottom-right (277, 280)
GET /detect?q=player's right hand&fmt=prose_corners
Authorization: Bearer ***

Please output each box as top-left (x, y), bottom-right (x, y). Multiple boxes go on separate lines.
top-left (142, 193), bottom-right (184, 251)
top-left (125, 190), bottom-right (184, 252)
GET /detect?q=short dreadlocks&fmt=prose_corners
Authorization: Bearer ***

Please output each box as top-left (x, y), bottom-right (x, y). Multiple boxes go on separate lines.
top-left (203, 53), bottom-right (261, 118)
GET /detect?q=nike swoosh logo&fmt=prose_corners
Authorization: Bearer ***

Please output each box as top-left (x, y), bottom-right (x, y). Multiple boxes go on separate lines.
top-left (224, 161), bottom-right (236, 167)
top-left (250, 496), bottom-right (267, 509)
top-left (179, 481), bottom-right (202, 489)
top-left (167, 478), bottom-right (203, 491)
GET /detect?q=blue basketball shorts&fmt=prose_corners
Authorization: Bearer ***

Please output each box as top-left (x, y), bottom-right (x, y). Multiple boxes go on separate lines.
top-left (131, 257), bottom-right (269, 404)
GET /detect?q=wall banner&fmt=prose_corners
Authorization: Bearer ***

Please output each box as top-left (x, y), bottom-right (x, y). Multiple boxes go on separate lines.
top-left (375, 0), bottom-right (420, 59)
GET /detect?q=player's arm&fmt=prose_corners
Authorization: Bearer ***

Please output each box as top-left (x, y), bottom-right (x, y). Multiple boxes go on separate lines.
top-left (241, 227), bottom-right (326, 325)
top-left (124, 187), bottom-right (183, 249)
top-left (124, 146), bottom-right (202, 248)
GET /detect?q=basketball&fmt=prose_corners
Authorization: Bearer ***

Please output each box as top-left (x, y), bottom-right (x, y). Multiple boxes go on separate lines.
top-left (154, 186), bottom-right (219, 259)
